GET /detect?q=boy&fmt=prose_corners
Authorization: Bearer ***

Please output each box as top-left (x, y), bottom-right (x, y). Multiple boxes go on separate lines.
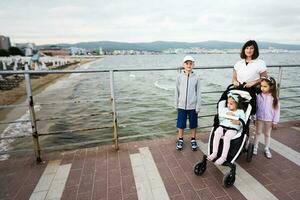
top-left (175, 55), bottom-right (201, 151)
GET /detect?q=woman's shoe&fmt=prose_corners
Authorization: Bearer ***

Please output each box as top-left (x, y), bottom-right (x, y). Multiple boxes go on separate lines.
top-left (253, 146), bottom-right (258, 155)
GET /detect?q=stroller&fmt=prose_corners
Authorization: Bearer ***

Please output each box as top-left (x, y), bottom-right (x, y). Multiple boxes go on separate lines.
top-left (194, 84), bottom-right (254, 187)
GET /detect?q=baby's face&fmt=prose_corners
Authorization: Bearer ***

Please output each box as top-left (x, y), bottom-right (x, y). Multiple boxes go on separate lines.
top-left (227, 97), bottom-right (237, 111)
top-left (183, 61), bottom-right (194, 72)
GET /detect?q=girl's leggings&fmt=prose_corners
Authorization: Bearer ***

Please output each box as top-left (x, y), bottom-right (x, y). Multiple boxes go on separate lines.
top-left (212, 126), bottom-right (237, 159)
top-left (255, 120), bottom-right (272, 149)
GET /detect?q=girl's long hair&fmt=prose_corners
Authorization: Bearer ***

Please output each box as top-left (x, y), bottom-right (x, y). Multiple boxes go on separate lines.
top-left (262, 77), bottom-right (278, 109)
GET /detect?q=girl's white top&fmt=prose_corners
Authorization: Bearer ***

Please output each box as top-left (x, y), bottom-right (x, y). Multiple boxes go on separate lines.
top-left (234, 59), bottom-right (267, 83)
top-left (219, 107), bottom-right (246, 130)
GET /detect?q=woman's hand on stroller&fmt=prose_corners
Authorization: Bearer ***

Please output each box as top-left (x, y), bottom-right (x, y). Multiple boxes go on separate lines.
top-left (233, 80), bottom-right (240, 87)
top-left (244, 81), bottom-right (256, 88)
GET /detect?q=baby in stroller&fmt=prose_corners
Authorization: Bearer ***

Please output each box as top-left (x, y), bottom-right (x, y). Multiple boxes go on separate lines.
top-left (194, 85), bottom-right (254, 187)
top-left (207, 92), bottom-right (246, 165)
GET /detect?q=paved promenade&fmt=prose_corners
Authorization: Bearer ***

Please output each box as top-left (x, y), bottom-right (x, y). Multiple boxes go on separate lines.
top-left (0, 120), bottom-right (299, 200)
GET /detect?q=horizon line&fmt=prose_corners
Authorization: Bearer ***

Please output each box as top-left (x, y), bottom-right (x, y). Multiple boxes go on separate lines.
top-left (27, 40), bottom-right (300, 46)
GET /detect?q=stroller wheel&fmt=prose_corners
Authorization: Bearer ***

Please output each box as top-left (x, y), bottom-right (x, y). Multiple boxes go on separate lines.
top-left (246, 143), bottom-right (254, 162)
top-left (223, 171), bottom-right (235, 187)
top-left (194, 161), bottom-right (207, 176)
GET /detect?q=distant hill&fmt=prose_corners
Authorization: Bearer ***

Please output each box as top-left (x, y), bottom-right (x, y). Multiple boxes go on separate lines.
top-left (38, 40), bottom-right (300, 51)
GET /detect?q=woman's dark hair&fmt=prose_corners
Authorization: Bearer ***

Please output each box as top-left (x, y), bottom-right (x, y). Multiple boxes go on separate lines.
top-left (240, 40), bottom-right (259, 59)
top-left (261, 77), bottom-right (279, 109)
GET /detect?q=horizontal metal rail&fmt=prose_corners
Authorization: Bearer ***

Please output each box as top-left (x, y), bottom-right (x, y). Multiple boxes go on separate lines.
top-left (0, 104), bottom-right (28, 109)
top-left (39, 126), bottom-right (111, 136)
top-left (281, 85), bottom-right (300, 89)
top-left (0, 119), bottom-right (30, 125)
top-left (202, 90), bottom-right (225, 94)
top-left (36, 112), bottom-right (111, 122)
top-left (117, 95), bottom-right (173, 101)
top-left (281, 105), bottom-right (300, 109)
top-left (0, 134), bottom-right (30, 140)
top-left (0, 126), bottom-right (112, 141)
top-left (280, 95), bottom-right (300, 100)
top-left (0, 64), bottom-right (299, 75)
top-left (36, 98), bottom-right (110, 106)
top-left (281, 114), bottom-right (300, 119)
top-left (120, 113), bottom-right (216, 127)
top-left (0, 112), bottom-right (111, 125)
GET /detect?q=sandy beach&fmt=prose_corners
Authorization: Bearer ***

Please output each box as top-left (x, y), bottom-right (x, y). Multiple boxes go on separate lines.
top-left (0, 58), bottom-right (96, 106)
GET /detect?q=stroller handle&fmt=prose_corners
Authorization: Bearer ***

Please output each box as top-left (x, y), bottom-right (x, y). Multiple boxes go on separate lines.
top-left (227, 83), bottom-right (247, 91)
top-left (226, 84), bottom-right (235, 90)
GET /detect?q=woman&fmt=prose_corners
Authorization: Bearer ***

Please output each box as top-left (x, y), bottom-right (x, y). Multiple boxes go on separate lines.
top-left (232, 40), bottom-right (267, 114)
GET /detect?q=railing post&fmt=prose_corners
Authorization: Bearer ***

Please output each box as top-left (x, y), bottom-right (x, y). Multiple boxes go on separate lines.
top-left (109, 70), bottom-right (119, 150)
top-left (24, 64), bottom-right (42, 162)
top-left (277, 66), bottom-right (283, 97)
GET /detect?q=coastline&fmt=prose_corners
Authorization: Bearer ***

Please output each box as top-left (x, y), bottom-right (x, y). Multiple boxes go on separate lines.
top-left (0, 58), bottom-right (96, 106)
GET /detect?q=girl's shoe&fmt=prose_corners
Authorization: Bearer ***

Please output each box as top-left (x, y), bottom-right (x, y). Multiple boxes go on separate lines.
top-left (215, 157), bottom-right (226, 165)
top-left (264, 148), bottom-right (272, 159)
top-left (207, 154), bottom-right (217, 161)
top-left (253, 146), bottom-right (258, 155)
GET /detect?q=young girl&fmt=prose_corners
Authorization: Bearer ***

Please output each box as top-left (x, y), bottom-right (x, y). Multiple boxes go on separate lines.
top-left (207, 92), bottom-right (246, 165)
top-left (254, 77), bottom-right (280, 159)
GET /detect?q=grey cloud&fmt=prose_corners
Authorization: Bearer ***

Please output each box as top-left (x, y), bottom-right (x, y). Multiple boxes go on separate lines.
top-left (1, 0), bottom-right (299, 44)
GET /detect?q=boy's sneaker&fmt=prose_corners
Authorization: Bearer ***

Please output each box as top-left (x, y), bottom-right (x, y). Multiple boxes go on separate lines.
top-left (253, 146), bottom-right (258, 155)
top-left (191, 139), bottom-right (198, 151)
top-left (264, 148), bottom-right (272, 159)
top-left (176, 139), bottom-right (184, 150)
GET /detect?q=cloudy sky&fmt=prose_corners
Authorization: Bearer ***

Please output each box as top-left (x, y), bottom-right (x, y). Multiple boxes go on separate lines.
top-left (1, 0), bottom-right (300, 45)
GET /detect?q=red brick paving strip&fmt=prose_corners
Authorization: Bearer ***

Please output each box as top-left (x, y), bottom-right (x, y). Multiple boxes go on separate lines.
top-left (0, 156), bottom-right (46, 200)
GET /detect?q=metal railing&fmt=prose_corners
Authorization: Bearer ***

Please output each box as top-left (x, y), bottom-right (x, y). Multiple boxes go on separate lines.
top-left (0, 64), bottom-right (300, 162)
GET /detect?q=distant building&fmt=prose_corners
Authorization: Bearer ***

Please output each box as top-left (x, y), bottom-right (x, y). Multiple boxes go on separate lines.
top-left (70, 47), bottom-right (87, 55)
top-left (0, 35), bottom-right (11, 50)
top-left (15, 43), bottom-right (37, 56)
top-left (39, 47), bottom-right (70, 56)
top-left (99, 47), bottom-right (103, 55)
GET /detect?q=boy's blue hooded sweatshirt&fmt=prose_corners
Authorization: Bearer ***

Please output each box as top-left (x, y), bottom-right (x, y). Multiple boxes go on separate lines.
top-left (175, 71), bottom-right (201, 112)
